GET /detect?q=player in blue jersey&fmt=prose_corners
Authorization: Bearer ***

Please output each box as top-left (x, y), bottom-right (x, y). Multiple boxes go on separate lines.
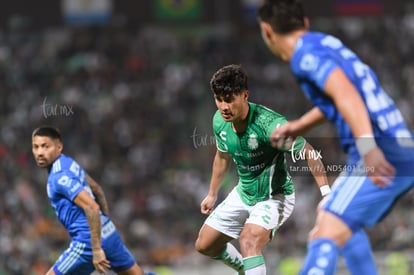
top-left (32, 126), bottom-right (146, 275)
top-left (257, 0), bottom-right (414, 274)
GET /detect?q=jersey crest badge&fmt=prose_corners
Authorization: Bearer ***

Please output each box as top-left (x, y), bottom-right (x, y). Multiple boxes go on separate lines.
top-left (300, 53), bottom-right (319, 72)
top-left (247, 134), bottom-right (259, 150)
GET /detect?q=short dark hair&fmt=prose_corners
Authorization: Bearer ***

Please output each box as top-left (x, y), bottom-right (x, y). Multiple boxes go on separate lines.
top-left (210, 64), bottom-right (248, 99)
top-left (32, 126), bottom-right (62, 141)
top-left (257, 0), bottom-right (306, 34)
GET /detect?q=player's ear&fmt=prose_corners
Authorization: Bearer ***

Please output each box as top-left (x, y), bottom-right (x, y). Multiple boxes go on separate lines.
top-left (260, 22), bottom-right (273, 40)
top-left (57, 141), bottom-right (63, 153)
top-left (243, 90), bottom-right (249, 100)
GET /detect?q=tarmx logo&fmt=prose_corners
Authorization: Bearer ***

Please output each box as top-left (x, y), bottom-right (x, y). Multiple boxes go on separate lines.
top-left (291, 139), bottom-right (322, 163)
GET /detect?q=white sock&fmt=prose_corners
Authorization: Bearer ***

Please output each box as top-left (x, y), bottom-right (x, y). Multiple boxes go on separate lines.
top-left (244, 255), bottom-right (266, 275)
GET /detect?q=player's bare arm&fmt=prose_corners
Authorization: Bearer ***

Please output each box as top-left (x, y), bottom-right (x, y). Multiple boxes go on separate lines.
top-left (324, 67), bottom-right (396, 186)
top-left (87, 174), bottom-right (110, 215)
top-left (73, 190), bottom-right (111, 273)
top-left (271, 107), bottom-right (326, 148)
top-left (302, 142), bottom-right (330, 197)
top-left (200, 150), bottom-right (232, 215)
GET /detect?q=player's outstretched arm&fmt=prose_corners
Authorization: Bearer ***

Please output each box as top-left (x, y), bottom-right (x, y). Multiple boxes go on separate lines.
top-left (200, 150), bottom-right (232, 215)
top-left (73, 190), bottom-right (111, 273)
top-left (271, 107), bottom-right (326, 149)
top-left (87, 174), bottom-right (110, 215)
top-left (302, 142), bottom-right (331, 197)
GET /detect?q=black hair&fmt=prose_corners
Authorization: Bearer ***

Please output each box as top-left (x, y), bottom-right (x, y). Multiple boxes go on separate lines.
top-left (257, 0), bottom-right (306, 34)
top-left (32, 126), bottom-right (62, 141)
top-left (210, 64), bottom-right (248, 99)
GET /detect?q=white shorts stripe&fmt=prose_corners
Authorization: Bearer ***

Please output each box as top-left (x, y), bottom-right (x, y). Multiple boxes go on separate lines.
top-left (268, 163), bottom-right (275, 199)
top-left (330, 176), bottom-right (364, 215)
top-left (58, 242), bottom-right (85, 273)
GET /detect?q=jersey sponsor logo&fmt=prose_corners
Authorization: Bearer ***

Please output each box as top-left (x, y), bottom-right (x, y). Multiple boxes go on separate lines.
top-left (247, 134), bottom-right (259, 150)
top-left (57, 175), bottom-right (71, 187)
top-left (247, 151), bottom-right (264, 158)
top-left (239, 162), bottom-right (266, 172)
top-left (101, 221), bottom-right (116, 238)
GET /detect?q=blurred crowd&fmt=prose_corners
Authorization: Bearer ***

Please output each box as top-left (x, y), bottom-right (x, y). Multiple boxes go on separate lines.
top-left (0, 11), bottom-right (414, 275)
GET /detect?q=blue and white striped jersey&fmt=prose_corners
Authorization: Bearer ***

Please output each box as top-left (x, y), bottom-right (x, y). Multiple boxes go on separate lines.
top-left (290, 32), bottom-right (412, 156)
top-left (47, 154), bottom-right (110, 245)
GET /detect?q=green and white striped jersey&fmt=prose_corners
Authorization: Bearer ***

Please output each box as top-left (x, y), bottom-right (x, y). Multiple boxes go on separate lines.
top-left (213, 102), bottom-right (305, 206)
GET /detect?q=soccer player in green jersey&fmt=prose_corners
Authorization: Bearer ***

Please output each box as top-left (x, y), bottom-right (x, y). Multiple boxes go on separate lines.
top-left (195, 64), bottom-right (330, 275)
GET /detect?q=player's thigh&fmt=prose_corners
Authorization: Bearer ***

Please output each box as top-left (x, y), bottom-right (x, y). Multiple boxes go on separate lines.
top-left (103, 232), bottom-right (137, 273)
top-left (204, 188), bottom-right (250, 240)
top-left (196, 223), bottom-right (234, 252)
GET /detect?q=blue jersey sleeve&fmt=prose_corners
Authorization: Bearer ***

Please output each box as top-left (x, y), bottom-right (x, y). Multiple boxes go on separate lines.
top-left (290, 32), bottom-right (411, 155)
top-left (291, 42), bottom-right (338, 93)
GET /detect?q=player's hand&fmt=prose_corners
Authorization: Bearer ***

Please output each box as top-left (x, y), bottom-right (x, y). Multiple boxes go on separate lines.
top-left (271, 121), bottom-right (301, 149)
top-left (92, 248), bottom-right (111, 273)
top-left (200, 194), bottom-right (217, 215)
top-left (364, 147), bottom-right (396, 187)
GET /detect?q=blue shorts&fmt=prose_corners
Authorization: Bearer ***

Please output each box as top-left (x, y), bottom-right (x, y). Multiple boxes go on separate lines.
top-left (324, 144), bottom-right (414, 232)
top-left (53, 222), bottom-right (136, 275)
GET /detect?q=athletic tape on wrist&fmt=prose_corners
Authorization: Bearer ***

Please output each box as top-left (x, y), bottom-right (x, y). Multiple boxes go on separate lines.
top-left (355, 134), bottom-right (377, 156)
top-left (320, 185), bottom-right (331, 197)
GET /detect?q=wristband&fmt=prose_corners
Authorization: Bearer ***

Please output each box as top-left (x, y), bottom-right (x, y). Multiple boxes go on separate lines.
top-left (320, 185), bottom-right (331, 197)
top-left (355, 134), bottom-right (377, 156)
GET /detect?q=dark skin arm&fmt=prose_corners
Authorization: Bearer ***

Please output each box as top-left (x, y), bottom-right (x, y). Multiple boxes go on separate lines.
top-left (86, 174), bottom-right (109, 215)
top-left (73, 190), bottom-right (111, 273)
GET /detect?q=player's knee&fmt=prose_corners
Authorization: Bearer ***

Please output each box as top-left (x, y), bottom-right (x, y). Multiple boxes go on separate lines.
top-left (195, 237), bottom-right (214, 256)
top-left (239, 231), bottom-right (265, 254)
top-left (194, 237), bottom-right (206, 253)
